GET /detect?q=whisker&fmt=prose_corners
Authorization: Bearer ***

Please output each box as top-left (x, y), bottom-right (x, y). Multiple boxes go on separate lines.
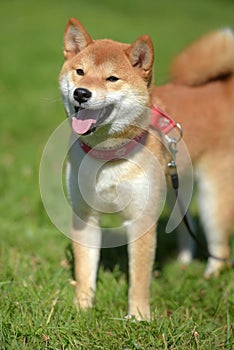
top-left (40, 97), bottom-right (62, 104)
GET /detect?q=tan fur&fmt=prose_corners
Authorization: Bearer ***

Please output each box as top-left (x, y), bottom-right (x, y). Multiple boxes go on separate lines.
top-left (170, 28), bottom-right (234, 85)
top-left (154, 29), bottom-right (234, 276)
top-left (59, 18), bottom-right (234, 320)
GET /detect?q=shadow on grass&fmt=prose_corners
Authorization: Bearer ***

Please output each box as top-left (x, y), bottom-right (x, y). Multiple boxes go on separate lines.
top-left (65, 213), bottom-right (208, 281)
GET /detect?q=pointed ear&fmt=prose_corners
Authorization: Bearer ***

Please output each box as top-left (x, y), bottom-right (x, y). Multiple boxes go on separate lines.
top-left (63, 18), bottom-right (93, 60)
top-left (125, 35), bottom-right (154, 82)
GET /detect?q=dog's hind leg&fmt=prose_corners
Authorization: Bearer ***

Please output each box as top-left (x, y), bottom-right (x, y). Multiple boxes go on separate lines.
top-left (196, 154), bottom-right (234, 277)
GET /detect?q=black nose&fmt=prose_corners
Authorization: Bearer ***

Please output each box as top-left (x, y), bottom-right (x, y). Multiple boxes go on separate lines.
top-left (73, 88), bottom-right (92, 103)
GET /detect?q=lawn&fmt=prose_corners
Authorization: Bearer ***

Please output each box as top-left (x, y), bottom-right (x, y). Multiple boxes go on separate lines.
top-left (0, 0), bottom-right (234, 348)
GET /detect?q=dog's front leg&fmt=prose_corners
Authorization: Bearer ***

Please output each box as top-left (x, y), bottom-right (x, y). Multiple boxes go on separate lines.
top-left (72, 213), bottom-right (101, 310)
top-left (127, 222), bottom-right (156, 321)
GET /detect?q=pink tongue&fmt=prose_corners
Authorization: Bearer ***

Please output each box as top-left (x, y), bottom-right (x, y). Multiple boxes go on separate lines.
top-left (72, 117), bottom-right (96, 134)
top-left (72, 109), bottom-right (99, 135)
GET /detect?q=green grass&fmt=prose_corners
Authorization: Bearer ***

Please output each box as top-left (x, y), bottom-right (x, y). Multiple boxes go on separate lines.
top-left (0, 0), bottom-right (234, 348)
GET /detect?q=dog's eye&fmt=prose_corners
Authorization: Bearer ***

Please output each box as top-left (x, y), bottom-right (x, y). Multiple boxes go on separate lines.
top-left (76, 69), bottom-right (84, 76)
top-left (106, 76), bottom-right (119, 82)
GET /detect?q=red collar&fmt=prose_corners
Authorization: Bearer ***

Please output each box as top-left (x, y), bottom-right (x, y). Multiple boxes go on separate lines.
top-left (79, 131), bottom-right (146, 161)
top-left (78, 105), bottom-right (176, 161)
top-left (151, 104), bottom-right (177, 134)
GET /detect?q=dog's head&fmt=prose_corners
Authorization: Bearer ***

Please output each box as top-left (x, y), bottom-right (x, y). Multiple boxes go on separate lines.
top-left (59, 18), bottom-right (154, 137)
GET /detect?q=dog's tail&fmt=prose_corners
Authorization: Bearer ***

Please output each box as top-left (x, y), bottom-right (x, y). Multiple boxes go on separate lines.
top-left (170, 28), bottom-right (234, 86)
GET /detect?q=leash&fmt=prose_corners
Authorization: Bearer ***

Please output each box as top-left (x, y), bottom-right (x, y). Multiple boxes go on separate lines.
top-left (151, 105), bottom-right (234, 267)
top-left (169, 161), bottom-right (233, 265)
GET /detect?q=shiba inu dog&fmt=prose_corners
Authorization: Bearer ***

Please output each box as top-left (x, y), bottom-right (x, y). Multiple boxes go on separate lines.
top-left (59, 18), bottom-right (234, 320)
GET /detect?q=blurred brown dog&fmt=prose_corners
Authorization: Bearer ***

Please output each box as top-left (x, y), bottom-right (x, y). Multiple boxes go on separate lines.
top-left (154, 29), bottom-right (234, 276)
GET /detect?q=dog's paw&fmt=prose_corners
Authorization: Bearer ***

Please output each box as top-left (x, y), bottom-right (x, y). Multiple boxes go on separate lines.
top-left (128, 305), bottom-right (151, 321)
top-left (74, 296), bottom-right (93, 310)
top-left (204, 257), bottom-right (226, 278)
top-left (73, 288), bottom-right (94, 310)
top-left (177, 250), bottom-right (193, 265)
